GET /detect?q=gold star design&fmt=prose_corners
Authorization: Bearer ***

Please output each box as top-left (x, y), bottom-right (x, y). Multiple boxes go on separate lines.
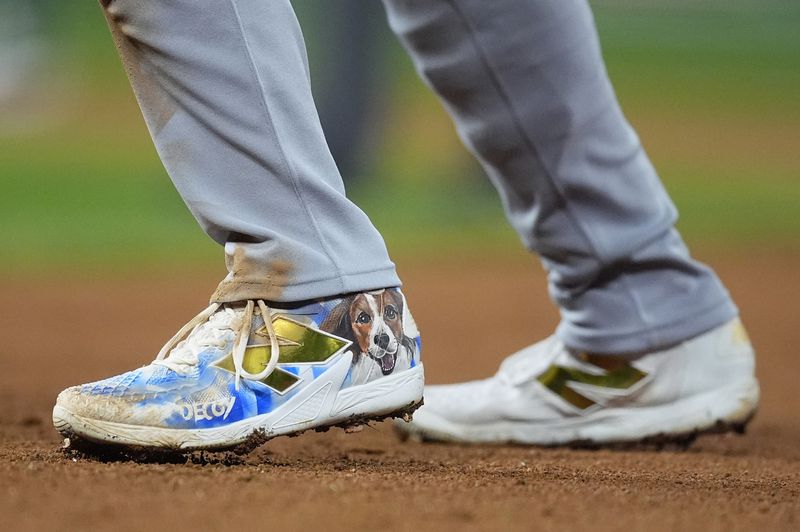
top-left (213, 316), bottom-right (351, 394)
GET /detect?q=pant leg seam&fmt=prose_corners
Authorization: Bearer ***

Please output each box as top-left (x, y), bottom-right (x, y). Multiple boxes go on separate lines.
top-left (443, 0), bottom-right (653, 333)
top-left (226, 0), bottom-right (346, 293)
top-left (442, 0), bottom-right (608, 269)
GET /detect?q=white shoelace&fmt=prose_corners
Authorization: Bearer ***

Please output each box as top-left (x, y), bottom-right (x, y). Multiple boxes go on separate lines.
top-left (152, 300), bottom-right (280, 390)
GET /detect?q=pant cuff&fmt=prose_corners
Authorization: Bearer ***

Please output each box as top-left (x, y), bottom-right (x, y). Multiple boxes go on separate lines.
top-left (210, 266), bottom-right (402, 303)
top-left (556, 298), bottom-right (739, 354)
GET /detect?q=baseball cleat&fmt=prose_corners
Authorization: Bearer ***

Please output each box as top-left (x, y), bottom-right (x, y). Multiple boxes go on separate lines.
top-left (53, 289), bottom-right (423, 454)
top-left (396, 318), bottom-right (758, 447)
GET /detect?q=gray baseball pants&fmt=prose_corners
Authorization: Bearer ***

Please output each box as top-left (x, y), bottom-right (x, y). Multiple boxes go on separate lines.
top-left (101, 0), bottom-right (737, 354)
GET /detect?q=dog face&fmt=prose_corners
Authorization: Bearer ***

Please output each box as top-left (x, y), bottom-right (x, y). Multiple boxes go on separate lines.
top-left (321, 289), bottom-right (414, 381)
top-left (347, 290), bottom-right (404, 375)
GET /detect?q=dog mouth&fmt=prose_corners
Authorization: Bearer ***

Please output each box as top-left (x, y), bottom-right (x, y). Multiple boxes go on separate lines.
top-left (370, 349), bottom-right (397, 375)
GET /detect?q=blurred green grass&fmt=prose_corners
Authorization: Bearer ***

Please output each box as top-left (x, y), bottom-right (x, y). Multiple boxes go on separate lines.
top-left (1, 1), bottom-right (798, 274)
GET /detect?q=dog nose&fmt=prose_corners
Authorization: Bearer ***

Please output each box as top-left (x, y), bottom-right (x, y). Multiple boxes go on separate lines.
top-left (374, 333), bottom-right (390, 350)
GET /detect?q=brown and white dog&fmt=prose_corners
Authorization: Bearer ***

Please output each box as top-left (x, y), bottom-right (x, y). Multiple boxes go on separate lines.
top-left (321, 289), bottom-right (416, 384)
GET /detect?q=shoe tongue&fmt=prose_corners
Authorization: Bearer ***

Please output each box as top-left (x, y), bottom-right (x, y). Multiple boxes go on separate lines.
top-left (171, 309), bottom-right (239, 359)
top-left (212, 306), bottom-right (242, 325)
top-left (498, 336), bottom-right (564, 384)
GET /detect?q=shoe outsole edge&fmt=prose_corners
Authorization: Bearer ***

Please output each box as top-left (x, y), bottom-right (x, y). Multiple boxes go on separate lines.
top-left (54, 363), bottom-right (425, 461)
top-left (395, 408), bottom-right (756, 451)
top-left (394, 378), bottom-right (759, 451)
top-left (55, 399), bottom-right (423, 461)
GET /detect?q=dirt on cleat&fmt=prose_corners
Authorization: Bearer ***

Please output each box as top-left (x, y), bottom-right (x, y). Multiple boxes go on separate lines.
top-left (57, 399), bottom-right (424, 462)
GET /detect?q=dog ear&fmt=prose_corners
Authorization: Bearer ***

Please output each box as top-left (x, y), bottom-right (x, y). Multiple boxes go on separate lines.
top-left (402, 334), bottom-right (417, 358)
top-left (320, 296), bottom-right (356, 344)
top-left (386, 289), bottom-right (417, 360)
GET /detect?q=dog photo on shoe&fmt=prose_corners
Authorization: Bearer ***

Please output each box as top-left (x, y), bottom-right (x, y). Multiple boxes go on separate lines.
top-left (321, 289), bottom-right (419, 385)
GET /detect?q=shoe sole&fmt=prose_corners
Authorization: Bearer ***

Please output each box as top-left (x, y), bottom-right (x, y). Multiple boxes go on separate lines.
top-left (396, 378), bottom-right (759, 449)
top-left (54, 362), bottom-right (424, 458)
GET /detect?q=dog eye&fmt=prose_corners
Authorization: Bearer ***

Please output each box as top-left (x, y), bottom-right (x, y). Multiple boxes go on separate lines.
top-left (356, 312), bottom-right (371, 324)
top-left (384, 306), bottom-right (397, 320)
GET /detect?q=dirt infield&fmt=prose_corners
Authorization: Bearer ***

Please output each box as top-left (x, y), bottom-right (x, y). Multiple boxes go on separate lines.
top-left (1, 251), bottom-right (798, 531)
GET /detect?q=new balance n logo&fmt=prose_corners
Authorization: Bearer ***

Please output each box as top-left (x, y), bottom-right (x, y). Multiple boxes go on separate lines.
top-left (537, 354), bottom-right (647, 410)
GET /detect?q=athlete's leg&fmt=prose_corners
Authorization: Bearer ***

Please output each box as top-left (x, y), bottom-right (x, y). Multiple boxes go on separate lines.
top-left (383, 0), bottom-right (756, 446)
top-left (382, 0), bottom-right (736, 353)
top-left (101, 0), bottom-right (399, 303)
top-left (51, 1), bottom-right (423, 453)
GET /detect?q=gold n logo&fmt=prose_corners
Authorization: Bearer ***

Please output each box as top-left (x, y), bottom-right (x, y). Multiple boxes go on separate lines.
top-left (537, 354), bottom-right (647, 410)
top-left (213, 316), bottom-right (351, 394)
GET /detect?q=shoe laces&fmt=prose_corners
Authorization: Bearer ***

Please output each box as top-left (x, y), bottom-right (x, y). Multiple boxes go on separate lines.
top-left (151, 300), bottom-right (280, 390)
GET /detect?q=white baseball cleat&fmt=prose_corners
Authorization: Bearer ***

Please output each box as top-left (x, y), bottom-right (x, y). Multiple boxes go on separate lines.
top-left (53, 289), bottom-right (423, 454)
top-left (396, 318), bottom-right (758, 447)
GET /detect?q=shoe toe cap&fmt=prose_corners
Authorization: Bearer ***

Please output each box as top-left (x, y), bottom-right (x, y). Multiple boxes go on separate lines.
top-left (55, 386), bottom-right (104, 420)
top-left (55, 385), bottom-right (140, 424)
